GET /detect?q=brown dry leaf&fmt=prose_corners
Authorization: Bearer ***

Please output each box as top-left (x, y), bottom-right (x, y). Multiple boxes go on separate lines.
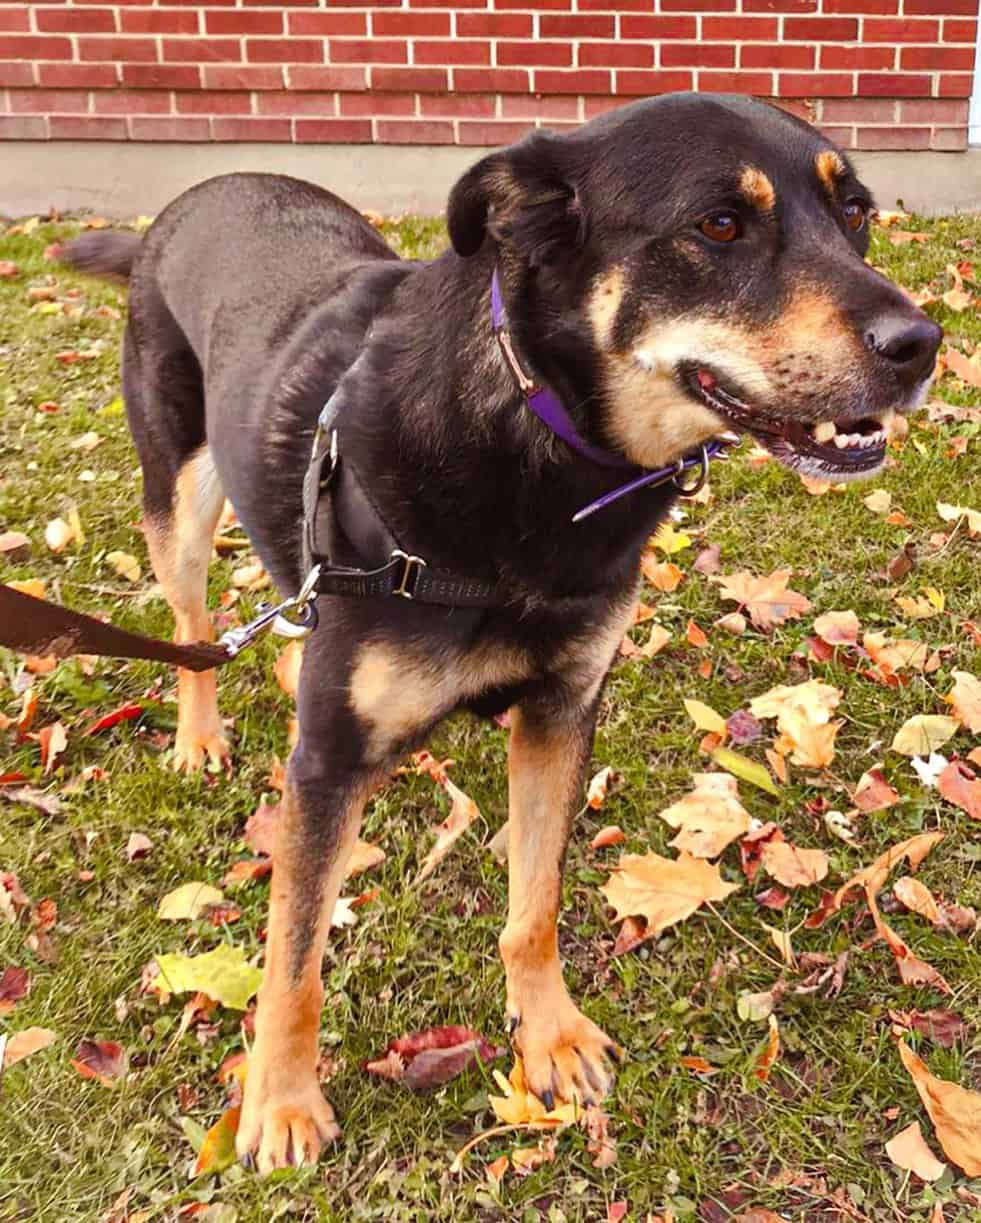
top-left (852, 766), bottom-right (899, 813)
top-left (885, 1120), bottom-right (947, 1181)
top-left (893, 876), bottom-right (940, 924)
top-left (836, 831), bottom-right (944, 906)
top-left (583, 1104), bottom-right (618, 1169)
top-left (937, 759), bottom-right (981, 820)
top-left (944, 346), bottom-right (981, 389)
top-left (0, 530), bottom-right (30, 555)
top-left (761, 840), bottom-right (829, 889)
top-left (601, 850), bottom-right (739, 939)
top-left (897, 1041), bottom-right (981, 1175)
top-left (947, 671), bottom-right (981, 733)
top-left (273, 640), bottom-right (304, 701)
top-left (38, 722), bottom-right (68, 775)
top-left (244, 795), bottom-right (279, 857)
top-left (345, 838), bottom-right (386, 880)
top-left (761, 921), bottom-right (796, 967)
top-left (813, 609), bottom-right (860, 646)
top-left (642, 557), bottom-right (684, 592)
top-left (863, 488), bottom-right (892, 514)
top-left (753, 1014), bottom-right (781, 1082)
top-left (888, 230), bottom-right (930, 245)
top-left (937, 499), bottom-right (981, 535)
top-left (712, 568), bottom-right (811, 631)
top-left (868, 890), bottom-right (952, 994)
top-left (416, 779), bottom-right (480, 883)
top-left (638, 622), bottom-right (671, 658)
top-left (586, 766), bottom-right (617, 810)
top-left (863, 632), bottom-right (929, 676)
top-left (658, 773), bottom-right (751, 859)
top-left (3, 1026), bottom-right (56, 1068)
top-left (716, 611), bottom-right (747, 635)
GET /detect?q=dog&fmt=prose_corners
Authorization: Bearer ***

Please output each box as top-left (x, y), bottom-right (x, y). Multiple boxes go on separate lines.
top-left (64, 92), bottom-right (941, 1174)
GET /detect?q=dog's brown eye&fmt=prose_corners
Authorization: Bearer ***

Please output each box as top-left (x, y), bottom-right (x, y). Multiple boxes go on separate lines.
top-left (699, 213), bottom-right (740, 243)
top-left (843, 199), bottom-right (866, 232)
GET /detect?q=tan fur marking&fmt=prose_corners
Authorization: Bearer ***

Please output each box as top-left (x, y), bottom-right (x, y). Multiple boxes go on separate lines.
top-left (589, 266), bottom-right (625, 349)
top-left (143, 446), bottom-right (228, 772)
top-left (815, 149), bottom-right (846, 196)
top-left (739, 165), bottom-right (776, 213)
top-left (350, 640), bottom-right (531, 759)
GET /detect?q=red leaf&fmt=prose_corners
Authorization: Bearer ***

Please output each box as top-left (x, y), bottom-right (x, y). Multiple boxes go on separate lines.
top-left (755, 885), bottom-right (790, 911)
top-left (937, 759), bottom-right (981, 820)
top-left (70, 1039), bottom-right (128, 1085)
top-left (365, 1025), bottom-right (504, 1091)
top-left (222, 857), bottom-right (272, 886)
top-left (739, 822), bottom-right (783, 882)
top-left (83, 702), bottom-right (145, 737)
top-left (0, 966), bottom-right (30, 1013)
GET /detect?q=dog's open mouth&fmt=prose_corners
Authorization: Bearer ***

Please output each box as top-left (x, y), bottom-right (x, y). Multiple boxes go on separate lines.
top-left (682, 364), bottom-right (892, 477)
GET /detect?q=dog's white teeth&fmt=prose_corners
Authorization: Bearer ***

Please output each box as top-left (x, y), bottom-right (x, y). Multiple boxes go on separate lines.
top-left (833, 432), bottom-right (860, 449)
top-left (813, 420), bottom-right (837, 444)
top-left (858, 429), bottom-right (885, 449)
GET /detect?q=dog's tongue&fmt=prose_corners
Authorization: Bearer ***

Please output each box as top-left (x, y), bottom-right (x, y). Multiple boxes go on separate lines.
top-left (696, 369), bottom-right (717, 392)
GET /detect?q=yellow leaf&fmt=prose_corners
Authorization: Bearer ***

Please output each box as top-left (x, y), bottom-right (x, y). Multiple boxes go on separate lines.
top-left (682, 699), bottom-right (727, 737)
top-left (711, 746), bottom-right (780, 796)
top-left (893, 876), bottom-right (940, 925)
top-left (641, 557), bottom-right (684, 592)
top-left (761, 921), bottom-right (796, 967)
top-left (749, 679), bottom-right (841, 727)
top-left (601, 850), bottom-right (739, 936)
top-left (937, 501), bottom-right (981, 536)
top-left (157, 881), bottom-right (224, 921)
top-left (895, 594), bottom-right (941, 621)
top-left (106, 551), bottom-right (141, 583)
top-left (711, 569), bottom-right (811, 631)
top-left (863, 489), bottom-right (892, 514)
top-left (658, 773), bottom-right (751, 859)
top-left (194, 1106), bottom-right (241, 1175)
top-left (947, 671), bottom-right (981, 733)
top-left (891, 715), bottom-right (960, 757)
top-left (488, 1059), bottom-right (578, 1128)
top-left (152, 944), bottom-right (262, 1010)
top-left (775, 712), bottom-right (842, 769)
top-left (650, 521), bottom-right (691, 555)
top-left (897, 1041), bottom-right (981, 1175)
top-left (761, 840), bottom-right (829, 888)
top-left (885, 1120), bottom-right (947, 1182)
top-left (640, 623), bottom-right (671, 657)
top-left (416, 778), bottom-right (480, 882)
top-left (8, 578), bottom-right (46, 600)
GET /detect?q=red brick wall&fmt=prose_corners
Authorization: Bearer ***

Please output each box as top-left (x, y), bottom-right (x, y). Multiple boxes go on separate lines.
top-left (0, 1), bottom-right (976, 151)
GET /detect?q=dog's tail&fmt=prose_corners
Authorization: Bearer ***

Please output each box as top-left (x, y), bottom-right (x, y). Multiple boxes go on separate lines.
top-left (60, 231), bottom-right (142, 284)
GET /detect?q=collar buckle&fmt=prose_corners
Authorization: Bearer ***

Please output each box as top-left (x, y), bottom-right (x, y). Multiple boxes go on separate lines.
top-left (391, 550), bottom-right (427, 599)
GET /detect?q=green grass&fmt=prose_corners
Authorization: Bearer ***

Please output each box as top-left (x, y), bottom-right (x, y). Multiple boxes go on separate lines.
top-left (1, 210), bottom-right (980, 1223)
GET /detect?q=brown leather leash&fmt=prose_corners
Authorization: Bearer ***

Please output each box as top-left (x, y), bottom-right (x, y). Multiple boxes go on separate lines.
top-left (0, 582), bottom-right (231, 673)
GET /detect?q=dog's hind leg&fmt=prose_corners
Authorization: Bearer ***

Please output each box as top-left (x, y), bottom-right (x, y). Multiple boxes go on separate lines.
top-left (123, 325), bottom-right (229, 772)
top-left (500, 692), bottom-right (622, 1108)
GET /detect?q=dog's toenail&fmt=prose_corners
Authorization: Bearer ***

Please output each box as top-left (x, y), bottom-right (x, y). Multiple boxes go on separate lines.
top-left (605, 1043), bottom-right (622, 1065)
top-left (506, 1013), bottom-right (521, 1035)
top-left (240, 1152), bottom-right (256, 1171)
top-left (541, 1089), bottom-right (554, 1110)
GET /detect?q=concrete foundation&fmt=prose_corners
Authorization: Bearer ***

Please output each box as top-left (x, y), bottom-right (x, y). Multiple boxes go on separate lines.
top-left (2, 141), bottom-right (980, 220)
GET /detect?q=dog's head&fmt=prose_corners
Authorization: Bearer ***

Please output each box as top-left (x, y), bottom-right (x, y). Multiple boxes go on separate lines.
top-left (448, 93), bottom-right (942, 480)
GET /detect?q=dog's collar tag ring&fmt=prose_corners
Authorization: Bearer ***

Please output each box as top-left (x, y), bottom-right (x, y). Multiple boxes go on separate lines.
top-left (490, 269), bottom-right (728, 523)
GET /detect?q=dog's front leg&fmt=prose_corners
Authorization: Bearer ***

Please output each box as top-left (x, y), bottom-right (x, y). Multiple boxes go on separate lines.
top-left (236, 748), bottom-right (374, 1173)
top-left (500, 696), bottom-right (621, 1108)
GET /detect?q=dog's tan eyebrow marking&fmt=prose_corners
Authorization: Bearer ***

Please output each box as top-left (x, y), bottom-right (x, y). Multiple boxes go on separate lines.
top-left (815, 149), bottom-right (846, 197)
top-left (739, 166), bottom-right (775, 213)
top-left (589, 266), bottom-right (624, 348)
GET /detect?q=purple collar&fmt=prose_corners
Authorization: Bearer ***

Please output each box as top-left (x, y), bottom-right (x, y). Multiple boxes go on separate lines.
top-left (490, 270), bottom-right (727, 522)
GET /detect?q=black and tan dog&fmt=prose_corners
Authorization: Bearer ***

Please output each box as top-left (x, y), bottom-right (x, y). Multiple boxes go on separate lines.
top-left (66, 93), bottom-right (940, 1173)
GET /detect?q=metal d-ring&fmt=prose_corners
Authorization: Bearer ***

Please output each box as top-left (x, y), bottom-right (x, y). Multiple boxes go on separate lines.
top-left (673, 444), bottom-right (711, 497)
top-left (271, 563), bottom-right (321, 639)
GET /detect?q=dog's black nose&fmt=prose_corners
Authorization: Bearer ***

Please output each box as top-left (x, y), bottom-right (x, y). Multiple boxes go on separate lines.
top-left (865, 313), bottom-right (943, 386)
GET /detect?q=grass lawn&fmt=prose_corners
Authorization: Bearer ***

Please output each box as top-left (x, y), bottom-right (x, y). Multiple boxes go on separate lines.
top-left (1, 209), bottom-right (980, 1223)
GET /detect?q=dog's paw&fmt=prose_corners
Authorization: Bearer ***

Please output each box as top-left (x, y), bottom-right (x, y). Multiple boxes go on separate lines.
top-left (172, 729), bottom-right (231, 774)
top-left (236, 1080), bottom-right (340, 1175)
top-left (508, 996), bottom-right (622, 1110)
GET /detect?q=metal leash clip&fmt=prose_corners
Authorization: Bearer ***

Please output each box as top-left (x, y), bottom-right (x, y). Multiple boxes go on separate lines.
top-left (218, 563), bottom-right (321, 658)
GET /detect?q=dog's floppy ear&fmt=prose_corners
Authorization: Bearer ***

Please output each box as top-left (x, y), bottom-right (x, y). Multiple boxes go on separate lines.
top-left (447, 130), bottom-right (586, 265)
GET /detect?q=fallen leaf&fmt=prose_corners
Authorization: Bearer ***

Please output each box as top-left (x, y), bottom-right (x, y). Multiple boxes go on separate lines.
top-left (105, 551), bottom-right (141, 583)
top-left (650, 521), bottom-right (691, 555)
top-left (194, 1107), bottom-right (241, 1175)
top-left (836, 831), bottom-right (944, 905)
top-left (157, 881), bottom-right (225, 921)
top-left (761, 920), bottom-right (796, 966)
top-left (947, 671), bottom-right (981, 733)
top-left (345, 838), bottom-right (386, 879)
top-left (0, 531), bottom-right (30, 555)
top-left (44, 517), bottom-right (75, 553)
top-left (83, 702), bottom-right (144, 736)
top-left (683, 699), bottom-right (727, 738)
top-left (365, 1026), bottom-right (503, 1091)
top-left (761, 841), bottom-right (829, 888)
top-left (893, 876), bottom-right (940, 924)
top-left (889, 229), bottom-right (930, 244)
top-left (885, 1120), bottom-right (947, 1181)
top-left (584, 1104), bottom-right (617, 1169)
top-left (753, 1014), bottom-right (780, 1082)
top-left (244, 795), bottom-right (279, 856)
top-left (737, 988), bottom-right (776, 1021)
top-left (601, 850), bottom-right (739, 939)
top-left (658, 773), bottom-right (751, 858)
top-left (712, 746), bottom-right (780, 796)
top-left (693, 544), bottom-right (721, 574)
top-left (640, 622), bottom-right (671, 657)
top-left (686, 619), bottom-right (708, 648)
top-left (891, 1009), bottom-right (969, 1048)
top-left (222, 857), bottom-right (272, 887)
top-left (38, 722), bottom-right (68, 774)
top-left (642, 557), bottom-right (684, 592)
top-left (937, 759), bottom-right (981, 820)
top-left (726, 709), bottom-right (762, 745)
top-left (152, 944), bottom-right (262, 1010)
top-left (863, 488), bottom-right (892, 514)
top-left (125, 832), bottom-right (153, 862)
top-left (488, 1059), bottom-right (579, 1128)
top-left (586, 766), bottom-right (617, 810)
top-left (937, 500), bottom-right (981, 535)
top-left (590, 825), bottom-right (626, 850)
top-left (274, 640), bottom-right (304, 700)
top-left (680, 1055), bottom-right (718, 1075)
top-left (0, 966), bottom-right (30, 1014)
top-left (416, 779), bottom-right (480, 882)
top-left (813, 609), bottom-right (860, 646)
top-left (0, 260), bottom-right (19, 278)
top-left (749, 678), bottom-right (841, 728)
top-left (775, 712), bottom-right (842, 769)
top-left (716, 611), bottom-right (747, 635)
top-left (897, 1040), bottom-right (981, 1175)
top-left (2, 1026), bottom-right (55, 1068)
top-left (70, 1039), bottom-right (128, 1086)
top-left (712, 569), bottom-right (812, 631)
top-left (863, 632), bottom-right (929, 677)
top-left (891, 715), bottom-right (960, 757)
top-left (868, 889), bottom-right (951, 994)
top-left (852, 766), bottom-right (899, 812)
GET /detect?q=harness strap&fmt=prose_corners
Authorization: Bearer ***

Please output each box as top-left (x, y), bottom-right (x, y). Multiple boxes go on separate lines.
top-left (0, 581), bottom-right (231, 672)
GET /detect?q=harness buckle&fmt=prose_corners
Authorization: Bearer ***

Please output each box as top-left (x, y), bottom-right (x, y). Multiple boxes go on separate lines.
top-left (391, 550), bottom-right (427, 599)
